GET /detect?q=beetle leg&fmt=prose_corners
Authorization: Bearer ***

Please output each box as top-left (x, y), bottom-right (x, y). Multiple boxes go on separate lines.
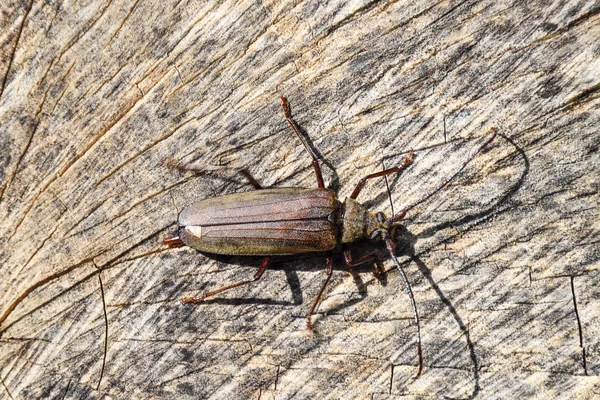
top-left (279, 96), bottom-right (325, 189)
top-left (343, 248), bottom-right (385, 280)
top-left (305, 256), bottom-right (334, 332)
top-left (349, 152), bottom-right (414, 200)
top-left (181, 257), bottom-right (271, 304)
top-left (164, 235), bottom-right (184, 247)
top-left (164, 158), bottom-right (263, 190)
top-left (237, 169), bottom-right (262, 190)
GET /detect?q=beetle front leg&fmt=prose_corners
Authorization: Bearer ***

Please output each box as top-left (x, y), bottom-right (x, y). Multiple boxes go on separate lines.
top-left (305, 256), bottom-right (334, 332)
top-left (349, 152), bottom-right (414, 200)
top-left (181, 257), bottom-right (271, 304)
top-left (343, 248), bottom-right (385, 279)
top-left (164, 158), bottom-right (263, 190)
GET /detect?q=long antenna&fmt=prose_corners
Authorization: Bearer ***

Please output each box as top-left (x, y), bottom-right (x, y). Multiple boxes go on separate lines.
top-left (386, 239), bottom-right (423, 379)
top-left (390, 128), bottom-right (497, 223)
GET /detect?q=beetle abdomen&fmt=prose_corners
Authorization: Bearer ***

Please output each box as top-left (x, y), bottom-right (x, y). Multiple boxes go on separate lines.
top-left (178, 188), bottom-right (339, 255)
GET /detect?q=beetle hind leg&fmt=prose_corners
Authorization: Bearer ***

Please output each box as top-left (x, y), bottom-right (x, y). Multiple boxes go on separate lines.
top-left (181, 257), bottom-right (271, 304)
top-left (305, 256), bottom-right (334, 332)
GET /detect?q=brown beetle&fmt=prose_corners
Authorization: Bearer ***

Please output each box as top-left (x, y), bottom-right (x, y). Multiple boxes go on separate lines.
top-left (164, 96), bottom-right (496, 379)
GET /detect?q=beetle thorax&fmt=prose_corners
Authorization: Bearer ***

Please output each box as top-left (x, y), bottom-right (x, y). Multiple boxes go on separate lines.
top-left (341, 198), bottom-right (389, 243)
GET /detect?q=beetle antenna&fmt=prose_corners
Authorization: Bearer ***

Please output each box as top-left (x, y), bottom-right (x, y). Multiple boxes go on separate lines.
top-left (389, 128), bottom-right (497, 223)
top-left (385, 238), bottom-right (423, 379)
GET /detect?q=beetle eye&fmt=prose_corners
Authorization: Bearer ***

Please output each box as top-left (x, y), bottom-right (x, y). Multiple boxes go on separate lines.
top-left (376, 212), bottom-right (385, 223)
top-left (370, 230), bottom-right (381, 240)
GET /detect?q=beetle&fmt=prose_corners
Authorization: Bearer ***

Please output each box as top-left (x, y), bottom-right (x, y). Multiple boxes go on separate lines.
top-left (164, 96), bottom-right (497, 379)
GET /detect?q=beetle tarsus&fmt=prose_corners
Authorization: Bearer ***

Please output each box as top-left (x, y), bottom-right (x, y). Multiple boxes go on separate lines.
top-left (372, 262), bottom-right (386, 282)
top-left (305, 319), bottom-right (314, 337)
top-left (279, 95), bottom-right (291, 117)
top-left (402, 151), bottom-right (414, 167)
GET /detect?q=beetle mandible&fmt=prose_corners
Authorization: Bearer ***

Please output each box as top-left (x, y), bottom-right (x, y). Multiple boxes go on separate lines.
top-left (164, 96), bottom-right (497, 379)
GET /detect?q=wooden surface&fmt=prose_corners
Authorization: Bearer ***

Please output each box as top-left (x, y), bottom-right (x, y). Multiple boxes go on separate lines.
top-left (1, 0), bottom-right (599, 399)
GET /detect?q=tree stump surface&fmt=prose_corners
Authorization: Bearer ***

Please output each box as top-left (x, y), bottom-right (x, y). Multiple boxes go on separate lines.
top-left (1, 0), bottom-right (599, 399)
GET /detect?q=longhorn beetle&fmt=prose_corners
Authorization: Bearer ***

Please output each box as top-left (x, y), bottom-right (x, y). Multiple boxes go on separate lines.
top-left (164, 96), bottom-right (497, 379)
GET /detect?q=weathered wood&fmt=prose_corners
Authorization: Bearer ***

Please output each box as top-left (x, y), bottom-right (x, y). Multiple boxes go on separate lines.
top-left (1, 0), bottom-right (599, 399)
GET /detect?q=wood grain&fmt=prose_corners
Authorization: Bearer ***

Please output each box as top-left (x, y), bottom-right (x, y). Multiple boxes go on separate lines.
top-left (1, 0), bottom-right (599, 399)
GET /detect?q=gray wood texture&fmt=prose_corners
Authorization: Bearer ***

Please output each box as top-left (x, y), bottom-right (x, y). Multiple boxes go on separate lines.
top-left (1, 0), bottom-right (599, 398)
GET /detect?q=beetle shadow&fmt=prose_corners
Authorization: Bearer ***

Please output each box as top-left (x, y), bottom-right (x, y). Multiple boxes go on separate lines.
top-left (315, 264), bottom-right (386, 317)
top-left (198, 247), bottom-right (387, 308)
top-left (196, 253), bottom-right (327, 306)
top-left (392, 226), bottom-right (480, 399)
top-left (279, 249), bottom-right (388, 310)
top-left (414, 133), bottom-right (529, 240)
top-left (318, 134), bottom-right (527, 397)
top-left (396, 135), bottom-right (526, 398)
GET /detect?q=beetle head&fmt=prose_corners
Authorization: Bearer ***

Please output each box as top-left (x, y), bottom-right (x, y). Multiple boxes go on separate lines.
top-left (367, 211), bottom-right (392, 241)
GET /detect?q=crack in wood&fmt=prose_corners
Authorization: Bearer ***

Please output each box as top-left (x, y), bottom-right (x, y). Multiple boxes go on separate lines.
top-left (0, 0), bottom-right (34, 102)
top-left (96, 272), bottom-right (109, 390)
top-left (55, 0), bottom-right (115, 66)
top-left (16, 224), bottom-right (60, 276)
top-left (388, 363), bottom-right (393, 394)
top-left (570, 276), bottom-right (588, 376)
top-left (59, 378), bottom-right (71, 400)
top-left (0, 374), bottom-right (15, 400)
top-left (104, 0), bottom-right (142, 48)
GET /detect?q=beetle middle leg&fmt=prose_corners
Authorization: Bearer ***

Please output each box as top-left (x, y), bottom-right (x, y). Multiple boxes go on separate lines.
top-left (279, 96), bottom-right (325, 189)
top-left (305, 256), bottom-right (334, 332)
top-left (181, 256), bottom-right (271, 304)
